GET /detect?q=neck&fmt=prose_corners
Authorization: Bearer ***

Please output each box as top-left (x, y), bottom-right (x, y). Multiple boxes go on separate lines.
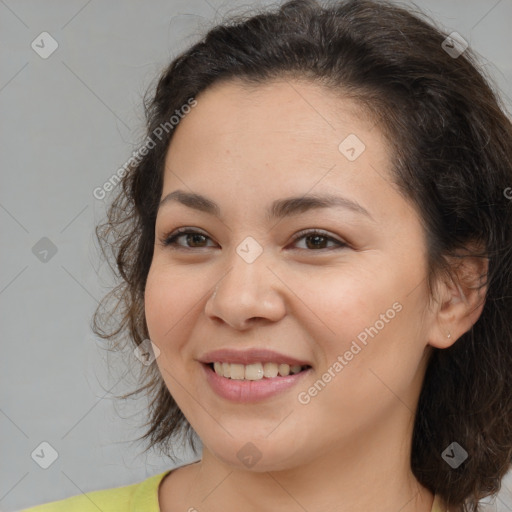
top-left (164, 411), bottom-right (435, 512)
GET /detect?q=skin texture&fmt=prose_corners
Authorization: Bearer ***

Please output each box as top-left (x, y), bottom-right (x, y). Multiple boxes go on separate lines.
top-left (144, 79), bottom-right (486, 512)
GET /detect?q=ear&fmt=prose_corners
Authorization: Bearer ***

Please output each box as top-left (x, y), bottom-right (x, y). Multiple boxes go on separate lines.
top-left (428, 247), bottom-right (488, 349)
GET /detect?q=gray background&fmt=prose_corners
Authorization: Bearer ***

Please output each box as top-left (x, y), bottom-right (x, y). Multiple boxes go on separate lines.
top-left (1, 0), bottom-right (511, 510)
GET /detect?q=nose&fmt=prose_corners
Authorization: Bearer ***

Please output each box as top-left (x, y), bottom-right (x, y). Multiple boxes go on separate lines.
top-left (204, 249), bottom-right (287, 330)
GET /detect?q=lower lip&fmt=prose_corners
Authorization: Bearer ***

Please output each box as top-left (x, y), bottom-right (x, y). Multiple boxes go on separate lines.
top-left (202, 363), bottom-right (312, 403)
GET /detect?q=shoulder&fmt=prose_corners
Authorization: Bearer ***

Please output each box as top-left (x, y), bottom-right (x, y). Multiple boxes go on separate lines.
top-left (20, 469), bottom-right (172, 512)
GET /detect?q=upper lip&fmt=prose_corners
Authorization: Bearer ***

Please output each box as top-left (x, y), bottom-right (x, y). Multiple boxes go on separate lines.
top-left (198, 348), bottom-right (312, 367)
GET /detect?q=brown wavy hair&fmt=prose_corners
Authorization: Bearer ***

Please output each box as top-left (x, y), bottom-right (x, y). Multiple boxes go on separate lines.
top-left (93, 0), bottom-right (512, 510)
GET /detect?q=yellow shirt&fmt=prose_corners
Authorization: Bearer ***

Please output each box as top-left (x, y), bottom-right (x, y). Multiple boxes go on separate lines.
top-left (20, 469), bottom-right (172, 512)
top-left (21, 468), bottom-right (448, 511)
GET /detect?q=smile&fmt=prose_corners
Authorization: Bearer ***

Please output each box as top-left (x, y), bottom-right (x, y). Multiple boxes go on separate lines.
top-left (202, 362), bottom-right (312, 403)
top-left (211, 362), bottom-right (310, 380)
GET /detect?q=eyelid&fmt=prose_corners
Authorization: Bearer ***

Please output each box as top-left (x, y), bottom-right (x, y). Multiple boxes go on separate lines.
top-left (289, 228), bottom-right (347, 248)
top-left (160, 227), bottom-right (217, 249)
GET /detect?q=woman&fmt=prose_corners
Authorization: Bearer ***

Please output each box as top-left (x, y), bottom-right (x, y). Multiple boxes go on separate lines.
top-left (23, 0), bottom-right (512, 510)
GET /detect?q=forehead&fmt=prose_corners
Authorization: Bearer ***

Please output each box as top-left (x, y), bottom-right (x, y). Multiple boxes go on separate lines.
top-left (172, 77), bottom-right (373, 143)
top-left (164, 78), bottom-right (390, 185)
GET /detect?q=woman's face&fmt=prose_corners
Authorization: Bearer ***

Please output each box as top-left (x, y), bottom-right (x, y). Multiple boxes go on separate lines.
top-left (145, 79), bottom-right (437, 471)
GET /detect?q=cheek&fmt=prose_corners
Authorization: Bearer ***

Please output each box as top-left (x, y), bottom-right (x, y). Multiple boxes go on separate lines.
top-left (144, 264), bottom-right (194, 345)
top-left (301, 264), bottom-right (397, 347)
top-left (319, 303), bottom-right (428, 426)
top-left (304, 262), bottom-right (427, 391)
top-left (299, 312), bottom-right (425, 443)
top-left (144, 266), bottom-right (197, 397)
top-left (144, 268), bottom-right (169, 339)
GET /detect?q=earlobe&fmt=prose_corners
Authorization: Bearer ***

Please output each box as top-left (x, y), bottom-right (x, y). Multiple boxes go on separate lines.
top-left (428, 253), bottom-right (488, 349)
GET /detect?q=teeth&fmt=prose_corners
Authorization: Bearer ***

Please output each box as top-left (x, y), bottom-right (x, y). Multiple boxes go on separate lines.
top-left (230, 363), bottom-right (245, 380)
top-left (278, 363), bottom-right (290, 376)
top-left (211, 362), bottom-right (308, 380)
top-left (263, 362), bottom-right (278, 378)
top-left (222, 362), bottom-right (231, 378)
top-left (245, 363), bottom-right (264, 380)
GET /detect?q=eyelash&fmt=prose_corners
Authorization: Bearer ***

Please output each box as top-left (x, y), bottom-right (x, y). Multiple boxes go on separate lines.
top-left (160, 227), bottom-right (348, 252)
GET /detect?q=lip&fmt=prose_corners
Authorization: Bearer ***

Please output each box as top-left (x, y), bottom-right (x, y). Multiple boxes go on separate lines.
top-left (201, 362), bottom-right (312, 403)
top-left (198, 348), bottom-right (312, 367)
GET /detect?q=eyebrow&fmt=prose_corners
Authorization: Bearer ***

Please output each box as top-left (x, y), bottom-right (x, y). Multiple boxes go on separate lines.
top-left (158, 189), bottom-right (374, 222)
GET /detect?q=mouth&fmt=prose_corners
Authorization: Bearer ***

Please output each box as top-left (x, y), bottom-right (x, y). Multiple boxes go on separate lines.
top-left (201, 361), bottom-right (312, 403)
top-left (206, 361), bottom-right (312, 380)
top-left (198, 348), bottom-right (313, 402)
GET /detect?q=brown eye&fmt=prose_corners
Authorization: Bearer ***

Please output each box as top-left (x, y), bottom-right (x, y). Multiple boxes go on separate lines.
top-left (184, 233), bottom-right (208, 247)
top-left (162, 229), bottom-right (216, 249)
top-left (304, 234), bottom-right (329, 249)
top-left (291, 230), bottom-right (347, 251)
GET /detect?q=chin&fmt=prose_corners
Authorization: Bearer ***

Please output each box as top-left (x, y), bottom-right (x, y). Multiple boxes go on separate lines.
top-left (204, 434), bottom-right (311, 473)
